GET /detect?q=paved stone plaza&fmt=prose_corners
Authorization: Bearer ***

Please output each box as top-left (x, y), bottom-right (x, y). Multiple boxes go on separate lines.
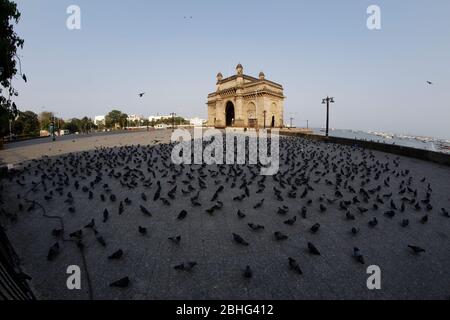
top-left (0, 130), bottom-right (449, 300)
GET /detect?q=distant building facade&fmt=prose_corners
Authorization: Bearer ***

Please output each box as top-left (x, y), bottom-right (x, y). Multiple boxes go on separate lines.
top-left (207, 64), bottom-right (285, 128)
top-left (148, 115), bottom-right (170, 122)
top-left (94, 115), bottom-right (105, 126)
top-left (127, 114), bottom-right (144, 122)
top-left (189, 117), bottom-right (206, 127)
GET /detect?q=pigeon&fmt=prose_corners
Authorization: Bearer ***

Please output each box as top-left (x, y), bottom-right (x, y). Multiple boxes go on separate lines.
top-left (310, 223), bottom-right (320, 233)
top-left (52, 229), bottom-right (62, 237)
top-left (384, 210), bottom-right (395, 218)
top-left (138, 92), bottom-right (146, 97)
top-left (284, 216), bottom-right (297, 225)
top-left (138, 226), bottom-right (147, 235)
top-left (243, 265), bottom-right (253, 279)
top-left (288, 257), bottom-right (303, 275)
top-left (110, 277), bottom-right (130, 288)
top-left (237, 210), bottom-right (246, 219)
top-left (96, 234), bottom-right (106, 247)
top-left (177, 210), bottom-right (187, 220)
top-left (401, 219), bottom-right (409, 228)
top-left (248, 223), bottom-right (265, 231)
top-left (274, 231), bottom-right (288, 241)
top-left (168, 236), bottom-right (181, 244)
top-left (253, 199), bottom-right (265, 209)
top-left (420, 215), bottom-right (428, 224)
top-left (307, 242), bottom-right (321, 255)
top-left (47, 242), bottom-right (60, 261)
top-left (353, 247), bottom-right (365, 264)
top-left (84, 219), bottom-right (95, 229)
top-left (300, 207), bottom-right (307, 218)
top-left (103, 209), bottom-right (109, 222)
top-left (368, 217), bottom-right (378, 227)
top-left (277, 206), bottom-right (289, 215)
top-left (174, 261), bottom-right (197, 271)
top-left (351, 227), bottom-right (360, 235)
top-left (69, 230), bottom-right (82, 239)
top-left (408, 245), bottom-right (425, 254)
top-left (108, 249), bottom-right (123, 260)
top-left (140, 205), bottom-right (152, 216)
top-left (357, 207), bottom-right (368, 214)
top-left (232, 233), bottom-right (249, 246)
top-left (390, 200), bottom-right (398, 210)
top-left (346, 212), bottom-right (355, 220)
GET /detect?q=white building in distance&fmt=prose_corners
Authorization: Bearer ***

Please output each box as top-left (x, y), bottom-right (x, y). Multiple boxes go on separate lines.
top-left (128, 114), bottom-right (144, 122)
top-left (189, 117), bottom-right (207, 127)
top-left (94, 115), bottom-right (105, 126)
top-left (148, 115), bottom-right (171, 122)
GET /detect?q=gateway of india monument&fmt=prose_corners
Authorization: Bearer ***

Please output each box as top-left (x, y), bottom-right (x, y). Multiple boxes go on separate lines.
top-left (207, 64), bottom-right (285, 128)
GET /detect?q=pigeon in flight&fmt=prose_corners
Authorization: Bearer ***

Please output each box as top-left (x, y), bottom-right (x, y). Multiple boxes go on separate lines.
top-left (138, 92), bottom-right (146, 97)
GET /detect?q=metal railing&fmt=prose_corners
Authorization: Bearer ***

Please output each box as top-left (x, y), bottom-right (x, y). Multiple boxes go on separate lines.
top-left (0, 223), bottom-right (35, 300)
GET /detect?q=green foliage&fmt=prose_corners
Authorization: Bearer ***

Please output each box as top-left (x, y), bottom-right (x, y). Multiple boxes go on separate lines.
top-left (105, 109), bottom-right (128, 129)
top-left (39, 111), bottom-right (54, 130)
top-left (0, 0), bottom-right (26, 136)
top-left (152, 116), bottom-right (189, 126)
top-left (12, 110), bottom-right (39, 136)
top-left (63, 116), bottom-right (96, 133)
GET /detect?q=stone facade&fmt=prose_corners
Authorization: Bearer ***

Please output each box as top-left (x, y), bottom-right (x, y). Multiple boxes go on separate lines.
top-left (207, 64), bottom-right (285, 128)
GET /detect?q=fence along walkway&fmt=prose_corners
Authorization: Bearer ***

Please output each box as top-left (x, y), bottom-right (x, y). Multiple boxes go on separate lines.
top-left (0, 223), bottom-right (35, 300)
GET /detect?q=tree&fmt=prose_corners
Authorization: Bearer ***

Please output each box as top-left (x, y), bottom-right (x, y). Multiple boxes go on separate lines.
top-left (63, 118), bottom-right (79, 133)
top-left (0, 0), bottom-right (26, 138)
top-left (105, 109), bottom-right (128, 129)
top-left (119, 113), bottom-right (128, 129)
top-left (80, 116), bottom-right (95, 133)
top-left (39, 111), bottom-right (54, 130)
top-left (12, 110), bottom-right (39, 136)
top-left (105, 110), bottom-right (122, 129)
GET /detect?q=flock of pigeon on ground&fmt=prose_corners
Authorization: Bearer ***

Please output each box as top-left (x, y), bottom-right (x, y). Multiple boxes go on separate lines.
top-left (0, 134), bottom-right (449, 295)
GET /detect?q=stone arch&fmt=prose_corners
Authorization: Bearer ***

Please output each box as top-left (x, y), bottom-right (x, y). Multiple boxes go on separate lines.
top-left (225, 101), bottom-right (235, 127)
top-left (270, 102), bottom-right (277, 127)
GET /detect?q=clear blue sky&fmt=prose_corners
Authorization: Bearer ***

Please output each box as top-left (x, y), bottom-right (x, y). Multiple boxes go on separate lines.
top-left (12, 0), bottom-right (450, 139)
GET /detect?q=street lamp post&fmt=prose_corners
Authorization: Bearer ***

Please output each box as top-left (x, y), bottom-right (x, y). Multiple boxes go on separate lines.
top-left (170, 112), bottom-right (176, 132)
top-left (321, 96), bottom-right (335, 137)
top-left (51, 116), bottom-right (56, 141)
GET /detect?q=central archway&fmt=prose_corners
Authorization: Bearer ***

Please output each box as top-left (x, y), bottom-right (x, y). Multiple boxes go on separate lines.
top-left (225, 101), bottom-right (235, 127)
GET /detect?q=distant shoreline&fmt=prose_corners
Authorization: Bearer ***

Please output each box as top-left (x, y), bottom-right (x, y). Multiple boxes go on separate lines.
top-left (311, 128), bottom-right (450, 154)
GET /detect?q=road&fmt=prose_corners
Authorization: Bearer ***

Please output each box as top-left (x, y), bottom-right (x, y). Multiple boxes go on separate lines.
top-left (4, 130), bottom-right (149, 150)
